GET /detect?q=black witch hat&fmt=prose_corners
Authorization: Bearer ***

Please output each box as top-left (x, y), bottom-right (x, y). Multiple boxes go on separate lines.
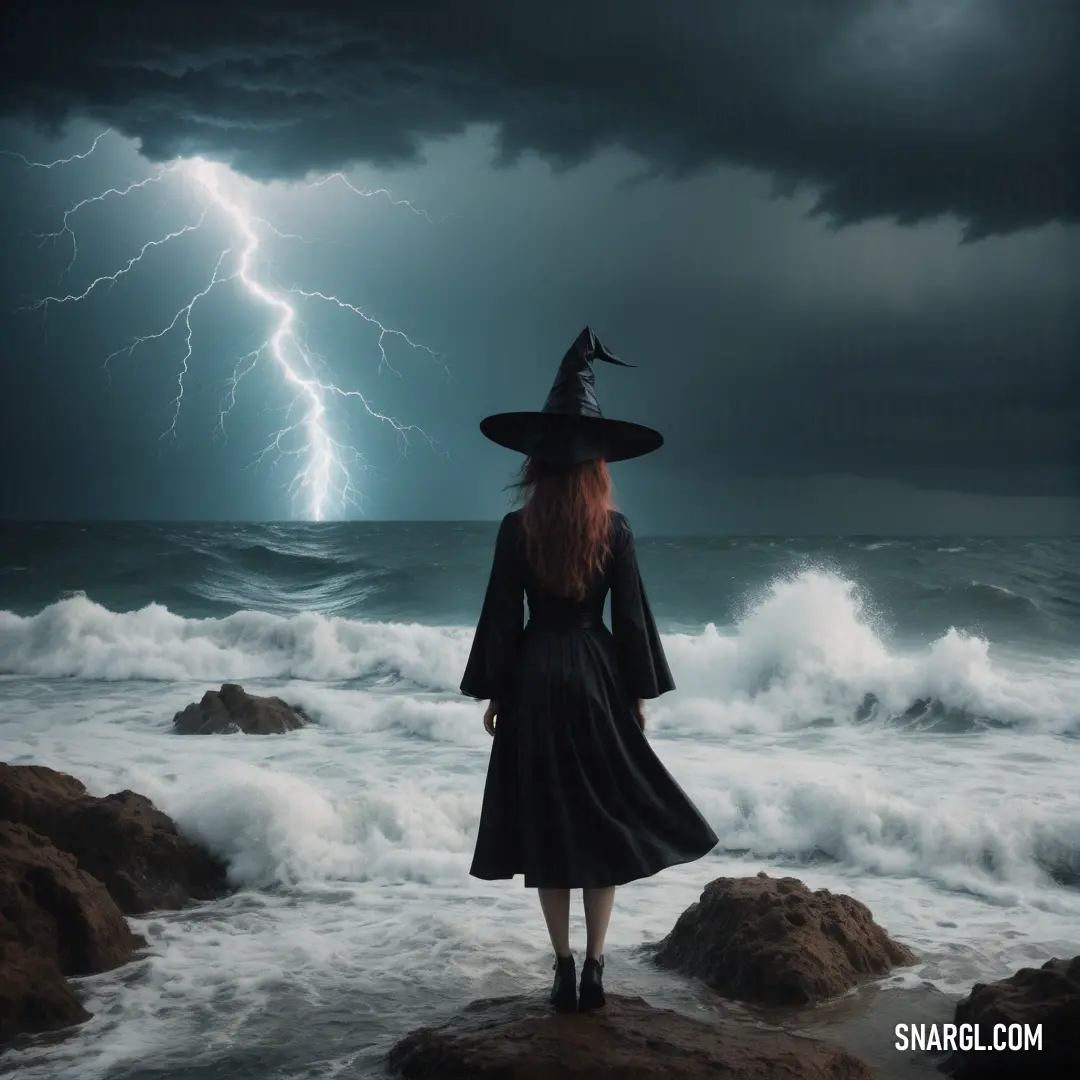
top-left (479, 327), bottom-right (664, 464)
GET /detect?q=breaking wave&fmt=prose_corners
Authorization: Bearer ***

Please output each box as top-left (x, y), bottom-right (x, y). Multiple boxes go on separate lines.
top-left (2, 569), bottom-right (1078, 733)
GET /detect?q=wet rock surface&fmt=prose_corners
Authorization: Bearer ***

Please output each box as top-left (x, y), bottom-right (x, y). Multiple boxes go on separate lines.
top-left (172, 682), bottom-right (310, 735)
top-left (0, 820), bottom-right (141, 1044)
top-left (653, 871), bottom-right (917, 1006)
top-left (0, 762), bottom-right (228, 914)
top-left (0, 762), bottom-right (228, 1047)
top-left (389, 992), bottom-right (875, 1079)
top-left (945, 955), bottom-right (1080, 1079)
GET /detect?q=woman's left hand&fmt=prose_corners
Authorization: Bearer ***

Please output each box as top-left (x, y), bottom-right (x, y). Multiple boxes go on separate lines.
top-left (483, 700), bottom-right (498, 736)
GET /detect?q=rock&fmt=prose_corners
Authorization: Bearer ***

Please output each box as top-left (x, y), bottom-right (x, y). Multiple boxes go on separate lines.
top-left (172, 682), bottom-right (309, 735)
top-left (388, 992), bottom-right (874, 1080)
top-left (0, 950), bottom-right (88, 1048)
top-left (944, 956), bottom-right (1080, 1079)
top-left (653, 872), bottom-right (917, 1006)
top-left (0, 822), bottom-right (140, 972)
top-left (0, 821), bottom-right (141, 1044)
top-left (0, 764), bottom-right (229, 1047)
top-left (0, 762), bottom-right (228, 915)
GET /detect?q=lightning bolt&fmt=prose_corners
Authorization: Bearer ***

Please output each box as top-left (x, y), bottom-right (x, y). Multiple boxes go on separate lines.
top-left (0, 128), bottom-right (113, 168)
top-left (6, 131), bottom-right (447, 520)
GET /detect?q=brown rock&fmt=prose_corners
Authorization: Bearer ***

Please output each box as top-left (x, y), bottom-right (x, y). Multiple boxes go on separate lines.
top-left (0, 821), bottom-right (140, 1044)
top-left (172, 682), bottom-right (309, 735)
top-left (653, 872), bottom-right (917, 1006)
top-left (945, 956), bottom-right (1080, 1079)
top-left (0, 951), bottom-right (88, 1048)
top-left (388, 993), bottom-right (874, 1079)
top-left (0, 762), bottom-right (228, 915)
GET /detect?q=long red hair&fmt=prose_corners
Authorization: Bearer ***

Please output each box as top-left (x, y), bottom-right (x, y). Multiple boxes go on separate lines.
top-left (510, 456), bottom-right (615, 600)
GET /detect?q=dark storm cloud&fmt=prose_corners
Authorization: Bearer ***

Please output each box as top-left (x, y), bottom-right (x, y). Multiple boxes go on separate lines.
top-left (1, 0), bottom-right (1077, 240)
top-left (608, 287), bottom-right (1079, 500)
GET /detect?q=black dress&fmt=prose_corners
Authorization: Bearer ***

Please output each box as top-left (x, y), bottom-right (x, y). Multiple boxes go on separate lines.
top-left (461, 509), bottom-right (718, 888)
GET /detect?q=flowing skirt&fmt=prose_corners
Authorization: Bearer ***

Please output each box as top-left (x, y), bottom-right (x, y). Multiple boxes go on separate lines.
top-left (469, 624), bottom-right (718, 888)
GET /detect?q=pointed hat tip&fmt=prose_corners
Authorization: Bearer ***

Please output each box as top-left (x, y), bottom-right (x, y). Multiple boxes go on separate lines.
top-left (578, 326), bottom-right (634, 368)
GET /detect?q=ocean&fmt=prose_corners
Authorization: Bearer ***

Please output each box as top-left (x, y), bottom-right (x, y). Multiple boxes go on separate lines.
top-left (1, 522), bottom-right (1078, 1078)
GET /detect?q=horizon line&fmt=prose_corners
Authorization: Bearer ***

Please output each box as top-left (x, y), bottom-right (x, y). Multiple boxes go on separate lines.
top-left (1, 519), bottom-right (1076, 540)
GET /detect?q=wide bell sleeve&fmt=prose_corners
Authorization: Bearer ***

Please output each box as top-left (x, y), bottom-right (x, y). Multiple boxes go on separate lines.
top-left (610, 515), bottom-right (675, 699)
top-left (460, 513), bottom-right (524, 700)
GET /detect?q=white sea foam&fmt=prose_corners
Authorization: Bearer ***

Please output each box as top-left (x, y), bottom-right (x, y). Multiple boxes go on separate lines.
top-left (0, 593), bottom-right (470, 687)
top-left (133, 723), bottom-right (1078, 903)
top-left (136, 759), bottom-right (480, 890)
top-left (660, 570), bottom-right (1080, 734)
top-left (2, 573), bottom-right (1078, 734)
top-left (2, 568), bottom-right (1079, 1078)
top-left (675, 742), bottom-right (1080, 900)
top-left (3, 676), bottom-right (1075, 906)
top-left (0, 701), bottom-right (1076, 1080)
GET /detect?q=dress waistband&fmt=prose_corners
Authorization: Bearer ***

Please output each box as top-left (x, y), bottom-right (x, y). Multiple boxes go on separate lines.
top-left (525, 612), bottom-right (604, 632)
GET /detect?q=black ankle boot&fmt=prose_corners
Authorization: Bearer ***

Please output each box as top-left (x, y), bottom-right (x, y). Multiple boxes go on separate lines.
top-left (550, 953), bottom-right (577, 1012)
top-left (578, 955), bottom-right (605, 1011)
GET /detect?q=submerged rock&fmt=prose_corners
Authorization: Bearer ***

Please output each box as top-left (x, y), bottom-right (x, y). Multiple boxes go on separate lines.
top-left (388, 992), bottom-right (874, 1079)
top-left (0, 762), bottom-right (228, 914)
top-left (653, 871), bottom-right (917, 1006)
top-left (945, 956), bottom-right (1080, 1079)
top-left (0, 821), bottom-right (141, 1044)
top-left (172, 682), bottom-right (310, 735)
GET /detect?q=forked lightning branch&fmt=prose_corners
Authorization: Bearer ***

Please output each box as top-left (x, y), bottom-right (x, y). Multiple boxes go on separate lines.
top-left (4, 130), bottom-right (444, 521)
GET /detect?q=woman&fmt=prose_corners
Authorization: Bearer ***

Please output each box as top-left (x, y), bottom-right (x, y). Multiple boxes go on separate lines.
top-left (461, 327), bottom-right (718, 1013)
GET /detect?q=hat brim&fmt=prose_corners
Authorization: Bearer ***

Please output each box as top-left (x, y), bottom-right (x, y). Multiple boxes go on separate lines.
top-left (479, 411), bottom-right (664, 464)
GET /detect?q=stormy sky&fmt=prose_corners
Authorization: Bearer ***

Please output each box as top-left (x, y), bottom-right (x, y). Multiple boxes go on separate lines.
top-left (0, 0), bottom-right (1076, 533)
